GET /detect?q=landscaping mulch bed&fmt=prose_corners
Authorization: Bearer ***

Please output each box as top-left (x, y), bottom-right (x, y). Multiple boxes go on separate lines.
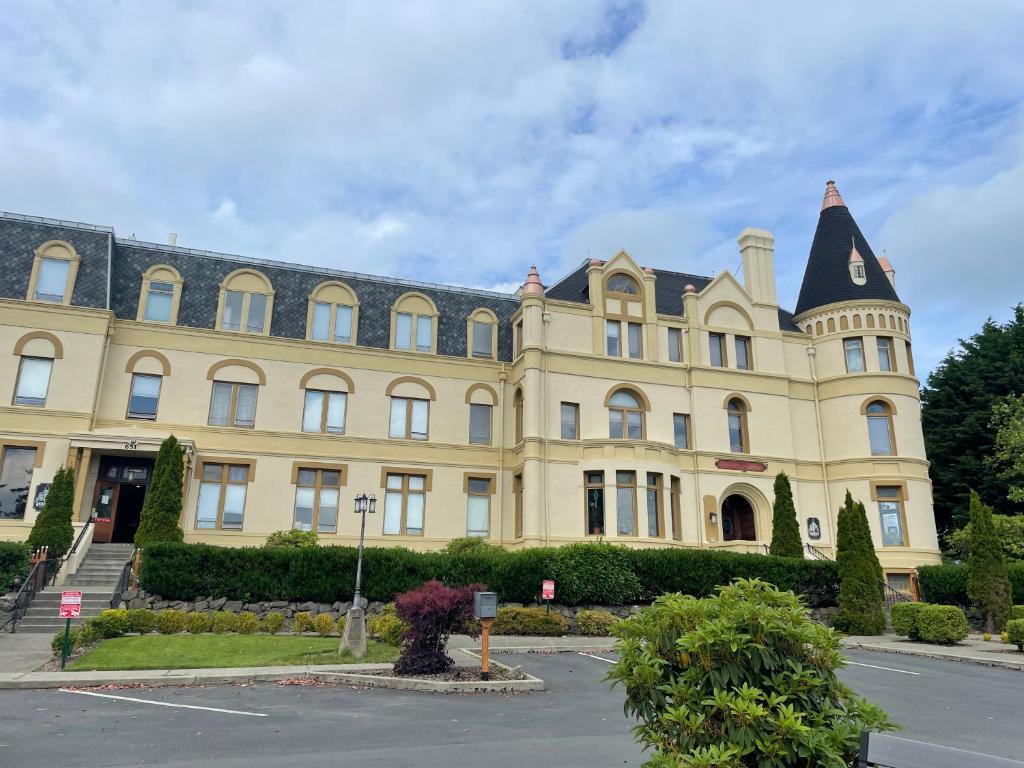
top-left (355, 665), bottom-right (520, 682)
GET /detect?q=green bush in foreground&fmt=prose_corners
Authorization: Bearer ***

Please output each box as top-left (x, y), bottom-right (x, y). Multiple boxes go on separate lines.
top-left (236, 612), bottom-right (260, 634)
top-left (1007, 619), bottom-right (1024, 651)
top-left (210, 611), bottom-right (239, 634)
top-left (608, 579), bottom-right (895, 767)
top-left (834, 491), bottom-right (885, 635)
top-left (916, 604), bottom-right (968, 645)
top-left (264, 529), bottom-right (319, 549)
top-left (367, 604), bottom-right (407, 646)
top-left (185, 612), bottom-right (212, 634)
top-left (261, 613), bottom-right (285, 634)
top-left (127, 609), bottom-right (156, 633)
top-left (1012, 605), bottom-right (1024, 621)
top-left (890, 602), bottom-right (928, 640)
top-left (574, 609), bottom-right (618, 637)
top-left (0, 541), bottom-right (31, 593)
top-left (91, 609), bottom-right (131, 638)
top-left (313, 612), bottom-right (335, 636)
top-left (51, 623), bottom-right (99, 654)
top-left (292, 612), bottom-right (314, 633)
top-left (491, 606), bottom-right (568, 636)
top-left (918, 563), bottom-right (1024, 605)
top-left (155, 609), bottom-right (187, 635)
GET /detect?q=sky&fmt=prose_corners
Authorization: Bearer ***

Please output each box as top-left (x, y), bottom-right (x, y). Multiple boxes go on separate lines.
top-left (2, 1), bottom-right (1022, 377)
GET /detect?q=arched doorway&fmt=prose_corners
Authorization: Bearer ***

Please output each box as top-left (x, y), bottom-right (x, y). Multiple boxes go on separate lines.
top-left (722, 494), bottom-right (757, 541)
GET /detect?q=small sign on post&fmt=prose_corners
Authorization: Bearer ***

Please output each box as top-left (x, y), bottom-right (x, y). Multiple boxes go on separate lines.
top-left (58, 591), bottom-right (82, 670)
top-left (542, 579), bottom-right (554, 614)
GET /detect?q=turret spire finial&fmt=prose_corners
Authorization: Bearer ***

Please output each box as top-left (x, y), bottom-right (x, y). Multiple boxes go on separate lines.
top-left (821, 179), bottom-right (846, 210)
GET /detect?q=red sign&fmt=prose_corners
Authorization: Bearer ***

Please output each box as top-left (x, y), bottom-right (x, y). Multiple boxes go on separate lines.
top-left (715, 458), bottom-right (767, 472)
top-left (542, 580), bottom-right (555, 600)
top-left (59, 590), bottom-right (82, 619)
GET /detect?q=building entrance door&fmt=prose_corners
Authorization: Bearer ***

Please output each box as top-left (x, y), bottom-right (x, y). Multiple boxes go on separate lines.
top-left (89, 456), bottom-right (154, 543)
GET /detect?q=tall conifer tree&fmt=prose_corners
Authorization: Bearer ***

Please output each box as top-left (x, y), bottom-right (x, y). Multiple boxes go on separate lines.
top-left (966, 490), bottom-right (1012, 632)
top-left (769, 472), bottom-right (803, 558)
top-left (135, 435), bottom-right (185, 547)
top-left (27, 466), bottom-right (75, 559)
top-left (835, 491), bottom-right (885, 635)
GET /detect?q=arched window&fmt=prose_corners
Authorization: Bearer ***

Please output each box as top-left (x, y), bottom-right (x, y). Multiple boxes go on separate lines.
top-left (513, 388), bottom-right (524, 443)
top-left (726, 398), bottom-right (748, 453)
top-left (608, 389), bottom-right (645, 439)
top-left (865, 400), bottom-right (895, 456)
top-left (604, 271), bottom-right (644, 359)
top-left (467, 308), bottom-right (497, 360)
top-left (27, 240), bottom-right (80, 305)
top-left (307, 281), bottom-right (359, 344)
top-left (606, 274), bottom-right (639, 295)
top-left (137, 265), bottom-right (183, 324)
top-left (12, 331), bottom-right (62, 407)
top-left (391, 292), bottom-right (438, 354)
top-left (217, 269), bottom-right (274, 335)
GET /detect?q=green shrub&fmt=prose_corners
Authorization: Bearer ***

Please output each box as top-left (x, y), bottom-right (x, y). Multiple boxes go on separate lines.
top-left (0, 541), bottom-right (31, 593)
top-left (920, 562), bottom-right (1024, 605)
top-left (917, 604), bottom-right (968, 644)
top-left (139, 540), bottom-right (840, 608)
top-left (966, 490), bottom-right (1013, 632)
top-left (185, 612), bottom-right (212, 634)
top-left (27, 466), bottom-right (75, 560)
top-left (947, 514), bottom-right (1024, 562)
top-left (126, 609), bottom-right (156, 633)
top-left (261, 613), bottom-right (285, 634)
top-left (209, 611), bottom-right (239, 633)
top-left (91, 609), bottom-right (131, 638)
top-left (441, 537), bottom-right (502, 555)
top-left (51, 623), bottom-right (99, 654)
top-left (890, 602), bottom-right (928, 640)
top-left (1011, 605), bottom-right (1024, 621)
top-left (313, 612), bottom-right (336, 636)
top-left (337, 615), bottom-right (346, 636)
top-left (236, 612), bottom-right (260, 634)
top-left (367, 604), bottom-right (407, 646)
top-left (1007, 619), bottom-right (1024, 651)
top-left (491, 606), bottom-right (568, 636)
top-left (768, 471), bottom-right (803, 558)
top-left (134, 436), bottom-right (184, 547)
top-left (608, 579), bottom-right (894, 766)
top-left (155, 609), bottom-right (187, 635)
top-left (574, 609), bottom-right (618, 636)
top-left (264, 529), bottom-right (319, 549)
top-left (292, 611), bottom-right (314, 633)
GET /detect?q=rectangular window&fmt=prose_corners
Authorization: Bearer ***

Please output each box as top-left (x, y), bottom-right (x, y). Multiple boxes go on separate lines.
top-left (646, 472), bottom-right (663, 538)
top-left (670, 476), bottom-right (682, 540)
top-left (466, 477), bottom-right (492, 537)
top-left (311, 302), bottom-right (331, 340)
top-left (673, 413), bottom-right (690, 449)
top-left (302, 390), bottom-right (346, 434)
top-left (606, 320), bottom-right (621, 356)
top-left (14, 357), bottom-right (53, 406)
top-left (886, 572), bottom-right (912, 594)
top-left (734, 336), bottom-right (751, 370)
top-left (560, 402), bottom-right (579, 439)
top-left (514, 319), bottom-right (523, 357)
top-left (334, 305), bottom-right (353, 343)
top-left (35, 257), bottom-right (70, 302)
top-left (127, 374), bottom-right (161, 420)
top-left (0, 446), bottom-right (36, 520)
top-left (208, 382), bottom-right (258, 428)
top-left (667, 327), bottom-right (682, 363)
top-left (728, 412), bottom-right (745, 453)
top-left (222, 290), bottom-right (243, 331)
top-left (469, 403), bottom-right (492, 445)
top-left (616, 470), bottom-right (637, 536)
top-left (513, 473), bottom-right (523, 538)
top-left (196, 463), bottom-right (249, 530)
top-left (709, 332), bottom-right (725, 367)
top-left (844, 337), bottom-right (865, 372)
top-left (877, 336), bottom-right (895, 372)
top-left (389, 397), bottom-right (429, 440)
top-left (383, 473), bottom-right (426, 536)
top-left (293, 468), bottom-right (342, 533)
top-left (585, 471), bottom-right (604, 535)
top-left (415, 315), bottom-right (433, 352)
top-left (472, 322), bottom-right (493, 358)
top-left (246, 293), bottom-right (267, 333)
top-left (877, 486), bottom-right (905, 546)
top-left (906, 341), bottom-right (916, 376)
top-left (395, 313), bottom-right (413, 350)
top-left (144, 281), bottom-right (174, 322)
top-left (627, 322), bottom-right (643, 359)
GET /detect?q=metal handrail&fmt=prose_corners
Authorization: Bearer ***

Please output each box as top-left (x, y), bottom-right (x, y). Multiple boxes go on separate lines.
top-left (805, 543), bottom-right (831, 561)
top-left (1, 558), bottom-right (54, 633)
top-left (110, 553), bottom-right (135, 609)
top-left (64, 521), bottom-right (93, 564)
top-left (804, 544), bottom-right (915, 606)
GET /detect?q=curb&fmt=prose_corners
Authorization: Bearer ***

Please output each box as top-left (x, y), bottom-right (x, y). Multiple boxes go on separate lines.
top-left (843, 642), bottom-right (1024, 672)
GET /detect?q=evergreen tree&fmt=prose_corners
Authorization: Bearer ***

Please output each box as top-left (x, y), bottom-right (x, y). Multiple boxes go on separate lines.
top-left (134, 435), bottom-right (185, 547)
top-left (26, 466), bottom-right (75, 559)
top-left (769, 471), bottom-right (803, 558)
top-left (921, 305), bottom-right (1024, 533)
top-left (834, 490), bottom-right (885, 635)
top-left (966, 490), bottom-right (1013, 632)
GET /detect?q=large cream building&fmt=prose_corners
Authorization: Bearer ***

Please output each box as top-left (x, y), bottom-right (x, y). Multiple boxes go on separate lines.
top-left (0, 181), bottom-right (941, 590)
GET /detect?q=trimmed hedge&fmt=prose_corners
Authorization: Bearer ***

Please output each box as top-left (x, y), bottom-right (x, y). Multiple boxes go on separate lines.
top-left (574, 609), bottom-right (619, 636)
top-left (890, 602), bottom-right (928, 640)
top-left (140, 541), bottom-right (840, 608)
top-left (1007, 619), bottom-right (1024, 651)
top-left (916, 604), bottom-right (968, 645)
top-left (0, 542), bottom-right (31, 593)
top-left (918, 563), bottom-right (1024, 606)
top-left (491, 606), bottom-right (569, 636)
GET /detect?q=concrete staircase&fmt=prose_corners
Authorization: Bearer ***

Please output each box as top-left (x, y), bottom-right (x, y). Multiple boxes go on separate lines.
top-left (16, 543), bottom-right (135, 634)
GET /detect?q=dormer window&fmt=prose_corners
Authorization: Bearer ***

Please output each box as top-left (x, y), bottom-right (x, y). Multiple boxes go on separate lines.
top-left (217, 269), bottom-right (274, 335)
top-left (607, 274), bottom-right (639, 294)
top-left (391, 293), bottom-right (438, 354)
top-left (848, 237), bottom-right (867, 285)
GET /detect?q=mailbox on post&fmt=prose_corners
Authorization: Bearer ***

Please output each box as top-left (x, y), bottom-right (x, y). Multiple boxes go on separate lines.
top-left (473, 591), bottom-right (498, 680)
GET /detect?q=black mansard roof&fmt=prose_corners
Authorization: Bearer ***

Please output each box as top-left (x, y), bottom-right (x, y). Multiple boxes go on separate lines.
top-left (0, 212), bottom-right (519, 360)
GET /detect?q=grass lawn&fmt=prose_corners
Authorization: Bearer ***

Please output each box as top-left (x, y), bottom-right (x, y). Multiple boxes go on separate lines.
top-left (67, 634), bottom-right (399, 671)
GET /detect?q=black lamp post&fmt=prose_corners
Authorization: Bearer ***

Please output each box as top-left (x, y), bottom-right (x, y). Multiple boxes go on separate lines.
top-left (340, 492), bottom-right (376, 657)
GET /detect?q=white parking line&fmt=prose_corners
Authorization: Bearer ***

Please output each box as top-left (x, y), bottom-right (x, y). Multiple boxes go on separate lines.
top-left (577, 652), bottom-right (616, 664)
top-left (59, 689), bottom-right (268, 716)
top-left (844, 661), bottom-right (920, 676)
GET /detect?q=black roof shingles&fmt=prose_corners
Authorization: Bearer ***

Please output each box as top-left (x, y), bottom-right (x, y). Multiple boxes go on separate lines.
top-left (794, 205), bottom-right (900, 316)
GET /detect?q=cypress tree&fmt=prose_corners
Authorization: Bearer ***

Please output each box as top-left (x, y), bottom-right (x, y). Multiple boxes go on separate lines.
top-left (26, 466), bottom-right (75, 559)
top-left (769, 471), bottom-right (803, 558)
top-left (134, 435), bottom-right (185, 548)
top-left (966, 490), bottom-right (1012, 632)
top-left (835, 490), bottom-right (885, 635)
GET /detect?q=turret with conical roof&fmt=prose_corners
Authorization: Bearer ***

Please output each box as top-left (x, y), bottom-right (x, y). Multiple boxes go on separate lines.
top-left (794, 181), bottom-right (900, 317)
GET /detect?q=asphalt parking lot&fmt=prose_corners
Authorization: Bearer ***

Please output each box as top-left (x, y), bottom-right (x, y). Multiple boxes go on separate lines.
top-left (0, 650), bottom-right (1020, 767)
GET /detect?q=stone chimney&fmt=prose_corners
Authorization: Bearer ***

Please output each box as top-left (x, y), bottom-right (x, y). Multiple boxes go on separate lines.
top-left (737, 228), bottom-right (777, 305)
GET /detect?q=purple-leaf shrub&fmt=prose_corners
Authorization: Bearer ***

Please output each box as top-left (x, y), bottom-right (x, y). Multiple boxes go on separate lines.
top-left (393, 580), bottom-right (483, 675)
